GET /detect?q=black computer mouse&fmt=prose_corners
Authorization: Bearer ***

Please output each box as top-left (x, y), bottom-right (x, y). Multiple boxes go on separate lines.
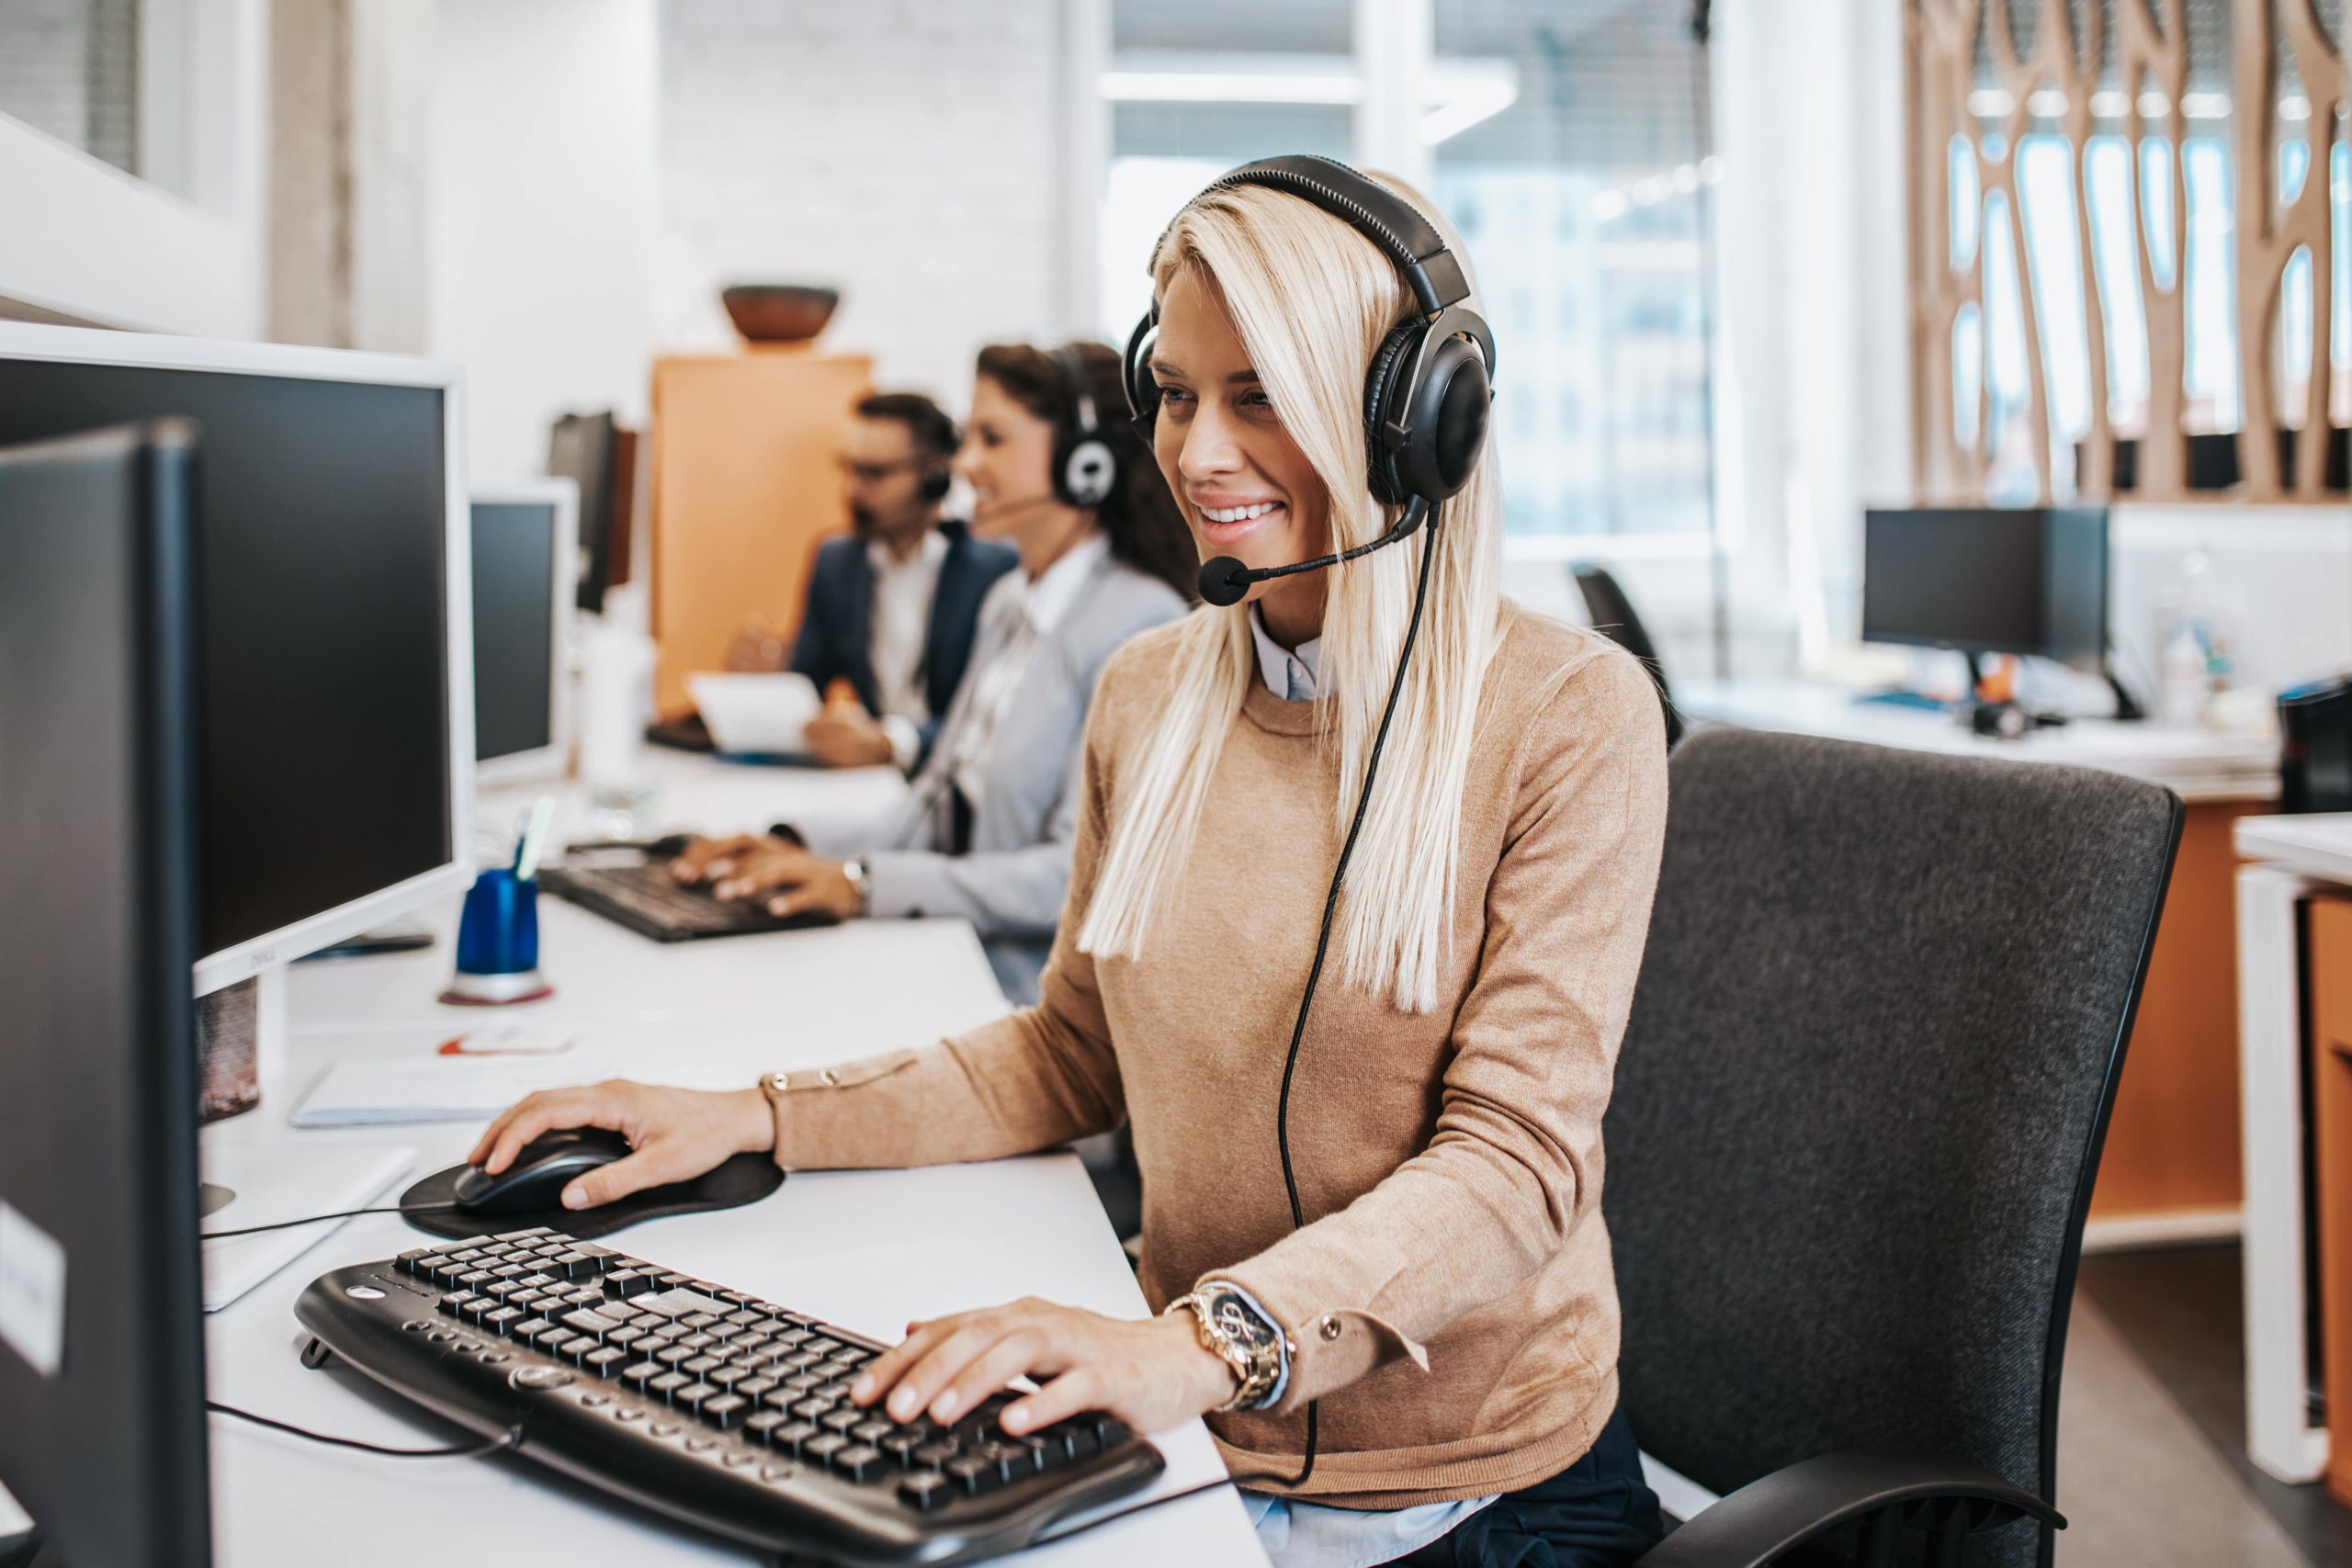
top-left (453, 1126), bottom-right (633, 1214)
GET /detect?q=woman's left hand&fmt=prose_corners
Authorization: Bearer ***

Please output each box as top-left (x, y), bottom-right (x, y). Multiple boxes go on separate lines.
top-left (849, 1298), bottom-right (1239, 1438)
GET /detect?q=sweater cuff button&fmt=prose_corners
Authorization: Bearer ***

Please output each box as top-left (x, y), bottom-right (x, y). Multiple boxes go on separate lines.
top-left (1319, 1315), bottom-right (1342, 1341)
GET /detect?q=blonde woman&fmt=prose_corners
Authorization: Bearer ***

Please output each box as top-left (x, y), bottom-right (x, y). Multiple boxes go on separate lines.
top-left (473, 158), bottom-right (1668, 1567)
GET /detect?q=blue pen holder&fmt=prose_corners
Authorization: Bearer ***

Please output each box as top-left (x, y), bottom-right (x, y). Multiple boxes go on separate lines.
top-left (443, 867), bottom-right (552, 1005)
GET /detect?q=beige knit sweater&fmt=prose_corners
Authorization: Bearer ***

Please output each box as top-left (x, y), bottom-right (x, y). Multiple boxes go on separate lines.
top-left (761, 604), bottom-right (1669, 1507)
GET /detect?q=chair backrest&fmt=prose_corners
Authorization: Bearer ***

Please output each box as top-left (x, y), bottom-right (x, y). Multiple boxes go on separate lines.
top-left (1571, 563), bottom-right (1682, 746)
top-left (1605, 729), bottom-right (2179, 1568)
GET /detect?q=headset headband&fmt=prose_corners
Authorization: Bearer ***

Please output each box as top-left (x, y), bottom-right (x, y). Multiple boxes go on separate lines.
top-left (1148, 154), bottom-right (1472, 318)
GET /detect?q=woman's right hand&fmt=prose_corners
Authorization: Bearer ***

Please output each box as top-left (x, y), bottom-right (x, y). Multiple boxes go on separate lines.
top-left (466, 1079), bottom-right (776, 1210)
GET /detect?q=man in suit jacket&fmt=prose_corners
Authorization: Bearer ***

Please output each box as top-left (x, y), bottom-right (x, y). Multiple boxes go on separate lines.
top-left (786, 392), bottom-right (1018, 771)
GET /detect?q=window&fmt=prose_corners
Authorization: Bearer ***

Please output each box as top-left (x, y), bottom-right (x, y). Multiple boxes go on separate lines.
top-left (1095, 0), bottom-right (1719, 547)
top-left (0, 0), bottom-right (141, 177)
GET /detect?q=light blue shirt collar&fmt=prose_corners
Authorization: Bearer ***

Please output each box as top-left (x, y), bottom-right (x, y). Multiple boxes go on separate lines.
top-left (1249, 605), bottom-right (1321, 702)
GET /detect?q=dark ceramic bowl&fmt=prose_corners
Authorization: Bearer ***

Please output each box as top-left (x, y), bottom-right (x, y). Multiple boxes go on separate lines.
top-left (720, 285), bottom-right (840, 344)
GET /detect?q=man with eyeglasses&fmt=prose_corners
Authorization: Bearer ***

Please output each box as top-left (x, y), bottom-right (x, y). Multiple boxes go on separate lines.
top-left (735, 391), bottom-right (1017, 771)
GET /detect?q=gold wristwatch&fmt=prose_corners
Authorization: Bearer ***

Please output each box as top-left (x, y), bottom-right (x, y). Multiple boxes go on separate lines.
top-left (840, 855), bottom-right (873, 917)
top-left (1165, 1284), bottom-right (1288, 1413)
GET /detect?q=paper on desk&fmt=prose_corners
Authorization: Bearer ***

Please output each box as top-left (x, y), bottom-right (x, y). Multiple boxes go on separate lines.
top-left (289, 1053), bottom-right (619, 1127)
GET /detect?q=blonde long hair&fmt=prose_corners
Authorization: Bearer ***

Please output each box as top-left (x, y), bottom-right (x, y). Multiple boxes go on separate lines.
top-left (1076, 177), bottom-right (1505, 1014)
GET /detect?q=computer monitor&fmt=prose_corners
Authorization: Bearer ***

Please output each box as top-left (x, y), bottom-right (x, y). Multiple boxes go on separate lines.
top-left (470, 480), bottom-right (577, 784)
top-left (0, 323), bottom-right (474, 998)
top-left (548, 411), bottom-right (618, 614)
top-left (0, 424), bottom-right (211, 1568)
top-left (1860, 505), bottom-right (2110, 673)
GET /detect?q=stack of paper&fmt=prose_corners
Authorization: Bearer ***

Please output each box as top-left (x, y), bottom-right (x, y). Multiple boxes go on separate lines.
top-left (289, 1054), bottom-right (619, 1128)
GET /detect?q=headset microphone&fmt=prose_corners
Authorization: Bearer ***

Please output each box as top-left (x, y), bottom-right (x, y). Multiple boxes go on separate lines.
top-left (1196, 496), bottom-right (1431, 607)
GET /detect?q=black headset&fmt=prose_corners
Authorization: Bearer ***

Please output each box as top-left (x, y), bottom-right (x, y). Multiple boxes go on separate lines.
top-left (1048, 344), bottom-right (1120, 510)
top-left (1122, 154), bottom-right (1497, 513)
top-left (918, 460), bottom-right (954, 504)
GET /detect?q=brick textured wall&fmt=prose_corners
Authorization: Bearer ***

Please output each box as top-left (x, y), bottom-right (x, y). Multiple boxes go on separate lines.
top-left (657, 0), bottom-right (1077, 406)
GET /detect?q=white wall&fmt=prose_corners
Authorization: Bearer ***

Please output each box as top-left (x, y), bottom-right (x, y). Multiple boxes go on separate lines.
top-left (427, 0), bottom-right (659, 483)
top-left (654, 0), bottom-right (1079, 408)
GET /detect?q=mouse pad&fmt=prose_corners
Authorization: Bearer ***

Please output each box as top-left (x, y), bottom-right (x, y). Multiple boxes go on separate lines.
top-left (397, 1154), bottom-right (785, 1240)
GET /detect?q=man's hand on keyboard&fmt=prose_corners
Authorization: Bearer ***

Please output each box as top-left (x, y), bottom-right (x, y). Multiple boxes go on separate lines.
top-left (847, 1299), bottom-right (1238, 1440)
top-left (468, 1080), bottom-right (777, 1209)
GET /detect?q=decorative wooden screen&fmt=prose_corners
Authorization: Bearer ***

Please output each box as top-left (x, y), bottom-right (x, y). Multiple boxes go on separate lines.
top-left (1908, 0), bottom-right (2347, 503)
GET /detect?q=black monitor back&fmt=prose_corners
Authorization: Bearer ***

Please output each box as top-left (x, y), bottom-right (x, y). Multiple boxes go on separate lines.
top-left (1860, 506), bottom-right (2109, 671)
top-left (0, 425), bottom-right (209, 1566)
top-left (548, 412), bottom-right (616, 614)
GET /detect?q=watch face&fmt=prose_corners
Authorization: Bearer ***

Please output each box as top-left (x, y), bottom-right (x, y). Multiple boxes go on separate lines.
top-left (1202, 1289), bottom-right (1278, 1353)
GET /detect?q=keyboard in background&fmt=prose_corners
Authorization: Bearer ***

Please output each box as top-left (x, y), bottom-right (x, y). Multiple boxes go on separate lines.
top-left (540, 859), bottom-right (839, 942)
top-left (296, 1228), bottom-right (1164, 1565)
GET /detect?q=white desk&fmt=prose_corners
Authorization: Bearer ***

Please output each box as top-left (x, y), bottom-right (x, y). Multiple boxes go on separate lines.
top-left (2234, 813), bottom-right (2352, 1484)
top-left (1674, 678), bottom-right (2278, 802)
top-left (202, 757), bottom-right (1266, 1565)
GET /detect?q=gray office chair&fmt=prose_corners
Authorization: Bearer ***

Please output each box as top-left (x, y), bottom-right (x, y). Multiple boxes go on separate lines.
top-left (1608, 729), bottom-right (2181, 1568)
top-left (1571, 563), bottom-right (1683, 747)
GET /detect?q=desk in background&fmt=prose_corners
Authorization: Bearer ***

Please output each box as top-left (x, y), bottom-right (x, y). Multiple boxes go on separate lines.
top-left (1677, 679), bottom-right (2276, 1241)
top-left (204, 754), bottom-right (1265, 1565)
top-left (2233, 814), bottom-right (2352, 1489)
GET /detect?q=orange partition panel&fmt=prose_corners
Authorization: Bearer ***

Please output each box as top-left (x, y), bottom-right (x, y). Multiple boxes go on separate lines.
top-left (2310, 896), bottom-right (2352, 1506)
top-left (2088, 799), bottom-right (2260, 1219)
top-left (649, 349), bottom-right (872, 717)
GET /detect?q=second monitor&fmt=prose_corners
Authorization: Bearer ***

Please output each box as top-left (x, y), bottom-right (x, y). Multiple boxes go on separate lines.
top-left (471, 480), bottom-right (578, 784)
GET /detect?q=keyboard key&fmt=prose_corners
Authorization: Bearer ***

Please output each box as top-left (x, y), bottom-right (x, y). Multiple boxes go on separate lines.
top-left (944, 1455), bottom-right (1001, 1495)
top-left (736, 1376), bottom-right (779, 1400)
top-left (456, 1269), bottom-right (495, 1289)
top-left (743, 1411), bottom-right (788, 1443)
top-left (911, 1440), bottom-right (961, 1470)
top-left (707, 1367), bottom-right (750, 1390)
top-left (803, 1433), bottom-right (850, 1463)
top-left (653, 1347), bottom-right (695, 1367)
top-left (681, 1355), bottom-right (721, 1377)
top-left (435, 1292), bottom-right (479, 1317)
top-left (492, 1227), bottom-right (554, 1242)
top-left (820, 1409), bottom-right (863, 1435)
top-left (700, 1393), bottom-right (750, 1428)
top-left (560, 1309), bottom-right (621, 1340)
top-left (603, 1269), bottom-right (657, 1299)
top-left (877, 1429), bottom-right (926, 1466)
top-left (548, 1335), bottom-right (595, 1362)
top-left (618, 1360), bottom-right (663, 1388)
top-left (673, 1382), bottom-right (720, 1412)
top-left (678, 1332), bottom-right (718, 1349)
top-left (607, 1326), bottom-right (648, 1351)
top-left (770, 1420), bottom-right (820, 1455)
top-left (980, 1437), bottom-right (1045, 1482)
top-left (481, 1306), bottom-right (525, 1332)
top-left (899, 1472), bottom-right (956, 1511)
top-left (648, 1371), bottom-right (691, 1400)
top-left (583, 1347), bottom-right (630, 1375)
top-left (599, 1300), bottom-right (644, 1321)
top-left (723, 1310), bottom-right (764, 1328)
top-left (832, 1444), bottom-right (887, 1483)
top-left (562, 1289), bottom-right (605, 1309)
top-left (791, 1398), bottom-right (834, 1421)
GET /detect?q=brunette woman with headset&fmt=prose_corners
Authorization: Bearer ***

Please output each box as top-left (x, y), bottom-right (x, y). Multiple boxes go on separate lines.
top-left (669, 342), bottom-right (1194, 1006)
top-left (478, 160), bottom-right (1668, 1566)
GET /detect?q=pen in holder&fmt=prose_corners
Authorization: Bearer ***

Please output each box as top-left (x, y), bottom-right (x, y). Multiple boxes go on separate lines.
top-left (442, 867), bottom-right (553, 1006)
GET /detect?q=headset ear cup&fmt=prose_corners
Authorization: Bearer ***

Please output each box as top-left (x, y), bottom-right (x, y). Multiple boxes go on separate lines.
top-left (1057, 434), bottom-right (1118, 510)
top-left (1123, 312), bottom-right (1162, 435)
top-left (1393, 333), bottom-right (1492, 503)
top-left (1362, 318), bottom-right (1425, 507)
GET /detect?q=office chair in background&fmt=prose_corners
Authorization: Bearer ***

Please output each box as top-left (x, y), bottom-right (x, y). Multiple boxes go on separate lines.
top-left (1608, 728), bottom-right (2180, 1568)
top-left (1571, 563), bottom-right (1683, 747)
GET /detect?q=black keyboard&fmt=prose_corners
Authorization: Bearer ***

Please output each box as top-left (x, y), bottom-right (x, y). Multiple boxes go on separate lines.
top-left (540, 861), bottom-right (839, 942)
top-left (296, 1229), bottom-right (1164, 1565)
